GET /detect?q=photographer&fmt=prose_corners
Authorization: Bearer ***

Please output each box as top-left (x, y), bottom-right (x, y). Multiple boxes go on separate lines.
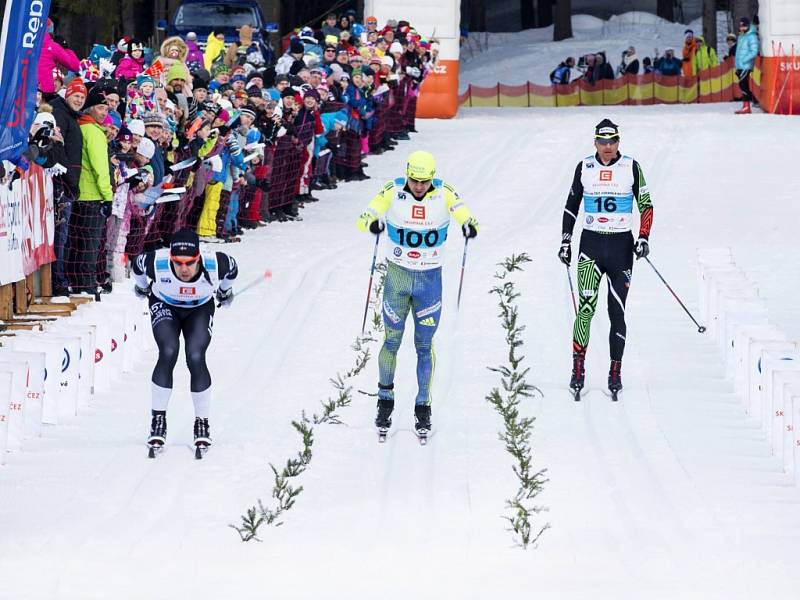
top-left (27, 110), bottom-right (67, 169)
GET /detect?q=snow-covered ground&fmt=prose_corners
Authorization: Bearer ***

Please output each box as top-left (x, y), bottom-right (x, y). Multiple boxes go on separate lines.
top-left (2, 104), bottom-right (800, 599)
top-left (459, 12), bottom-right (735, 91)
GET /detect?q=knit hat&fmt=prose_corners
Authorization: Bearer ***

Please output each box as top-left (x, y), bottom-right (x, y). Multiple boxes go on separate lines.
top-left (351, 68), bottom-right (363, 78)
top-left (304, 88), bottom-right (320, 101)
top-left (187, 32), bottom-right (197, 41)
top-left (127, 119), bottom-right (145, 136)
top-left (108, 110), bottom-right (122, 129)
top-left (380, 56), bottom-right (393, 67)
top-left (325, 35), bottom-right (338, 46)
top-left (142, 112), bottom-right (164, 128)
top-left (166, 62), bottom-right (188, 83)
top-left (129, 39), bottom-right (144, 54)
top-left (247, 87), bottom-right (263, 98)
top-left (594, 118), bottom-right (620, 140)
top-left (117, 125), bottom-right (133, 142)
top-left (211, 63), bottom-right (230, 77)
top-left (240, 105), bottom-right (256, 120)
top-left (136, 74), bottom-right (155, 88)
top-left (33, 111), bottom-right (56, 128)
top-left (280, 86), bottom-right (297, 98)
top-left (169, 228), bottom-right (200, 258)
top-left (65, 78), bottom-right (88, 98)
top-left (83, 86), bottom-right (110, 109)
top-left (289, 38), bottom-right (304, 55)
top-left (117, 36), bottom-right (131, 52)
top-left (389, 41), bottom-right (403, 54)
top-left (231, 73), bottom-right (246, 84)
top-left (738, 17), bottom-right (750, 28)
top-left (275, 74), bottom-right (290, 85)
top-left (192, 75), bottom-right (208, 90)
top-left (136, 136), bottom-right (155, 159)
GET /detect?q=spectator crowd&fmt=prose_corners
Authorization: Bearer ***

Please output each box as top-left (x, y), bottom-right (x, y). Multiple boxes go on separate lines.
top-left (22, 11), bottom-right (439, 296)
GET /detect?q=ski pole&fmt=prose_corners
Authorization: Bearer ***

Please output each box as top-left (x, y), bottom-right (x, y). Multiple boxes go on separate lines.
top-left (361, 232), bottom-right (381, 335)
top-left (565, 264), bottom-right (577, 316)
top-left (218, 269), bottom-right (272, 307)
top-left (456, 237), bottom-right (469, 310)
top-left (643, 256), bottom-right (706, 333)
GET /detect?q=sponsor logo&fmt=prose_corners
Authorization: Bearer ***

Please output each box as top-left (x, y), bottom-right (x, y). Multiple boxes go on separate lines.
top-left (180, 287), bottom-right (196, 294)
top-left (433, 64), bottom-right (447, 75)
top-left (95, 349), bottom-right (104, 363)
top-left (383, 301), bottom-right (401, 324)
top-left (582, 289), bottom-right (596, 298)
top-left (598, 217), bottom-right (609, 223)
top-left (419, 317), bottom-right (436, 326)
top-left (415, 301), bottom-right (442, 318)
top-left (407, 250), bottom-right (421, 259)
top-left (393, 246), bottom-right (402, 257)
top-left (600, 170), bottom-right (613, 181)
top-left (111, 339), bottom-right (118, 352)
top-left (61, 349), bottom-right (70, 373)
top-left (160, 277), bottom-right (171, 283)
top-left (397, 192), bottom-right (407, 200)
top-left (411, 205), bottom-right (426, 220)
top-left (586, 162), bottom-right (595, 169)
top-left (586, 215), bottom-right (594, 224)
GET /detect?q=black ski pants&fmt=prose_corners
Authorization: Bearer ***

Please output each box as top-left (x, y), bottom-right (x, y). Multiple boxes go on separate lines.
top-left (573, 230), bottom-right (634, 361)
top-left (148, 297), bottom-right (215, 392)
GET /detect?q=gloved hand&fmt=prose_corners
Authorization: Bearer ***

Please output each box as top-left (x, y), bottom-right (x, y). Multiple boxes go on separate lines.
top-left (134, 283), bottom-right (151, 299)
top-left (634, 237), bottom-right (649, 260)
top-left (462, 222), bottom-right (478, 239)
top-left (369, 219), bottom-right (385, 235)
top-left (558, 243), bottom-right (572, 266)
top-left (216, 287), bottom-right (234, 307)
top-left (99, 202), bottom-right (112, 218)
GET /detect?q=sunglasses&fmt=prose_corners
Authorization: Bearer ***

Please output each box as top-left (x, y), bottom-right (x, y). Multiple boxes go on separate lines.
top-left (170, 254), bottom-right (200, 266)
top-left (595, 136), bottom-right (619, 145)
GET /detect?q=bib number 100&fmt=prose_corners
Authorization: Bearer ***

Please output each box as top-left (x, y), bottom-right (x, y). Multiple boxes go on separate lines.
top-left (397, 228), bottom-right (440, 248)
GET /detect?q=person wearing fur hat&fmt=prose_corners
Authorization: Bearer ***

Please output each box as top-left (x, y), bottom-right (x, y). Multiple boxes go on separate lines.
top-left (38, 19), bottom-right (81, 96)
top-left (116, 40), bottom-right (147, 81)
top-left (159, 36), bottom-right (189, 73)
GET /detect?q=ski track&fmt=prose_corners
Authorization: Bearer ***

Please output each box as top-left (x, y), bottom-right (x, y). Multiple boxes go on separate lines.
top-left (2, 106), bottom-right (800, 599)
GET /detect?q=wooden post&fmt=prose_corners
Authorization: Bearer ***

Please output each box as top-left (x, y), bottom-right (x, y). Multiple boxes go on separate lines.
top-left (39, 263), bottom-right (52, 297)
top-left (0, 284), bottom-right (13, 320)
top-left (14, 279), bottom-right (28, 314)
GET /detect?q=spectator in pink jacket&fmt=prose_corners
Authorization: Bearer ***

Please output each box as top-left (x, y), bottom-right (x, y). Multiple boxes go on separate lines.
top-left (38, 19), bottom-right (81, 95)
top-left (116, 40), bottom-right (147, 81)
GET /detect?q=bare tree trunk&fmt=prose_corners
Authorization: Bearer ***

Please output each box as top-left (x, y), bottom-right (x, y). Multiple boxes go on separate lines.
top-left (703, 0), bottom-right (717, 51)
top-left (520, 0), bottom-right (535, 30)
top-left (656, 0), bottom-right (674, 22)
top-left (553, 0), bottom-right (571, 42)
top-left (537, 0), bottom-right (553, 28)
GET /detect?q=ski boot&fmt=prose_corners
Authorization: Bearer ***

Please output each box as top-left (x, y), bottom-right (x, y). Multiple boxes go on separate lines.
top-left (193, 417), bottom-right (211, 459)
top-left (569, 351), bottom-right (586, 401)
top-left (414, 404), bottom-right (432, 445)
top-left (147, 411), bottom-right (167, 458)
top-left (375, 383), bottom-right (395, 443)
top-left (608, 360), bottom-right (622, 402)
top-left (735, 101), bottom-right (752, 114)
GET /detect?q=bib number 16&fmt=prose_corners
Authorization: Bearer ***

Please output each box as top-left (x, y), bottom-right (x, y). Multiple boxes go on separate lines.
top-left (594, 197), bottom-right (617, 212)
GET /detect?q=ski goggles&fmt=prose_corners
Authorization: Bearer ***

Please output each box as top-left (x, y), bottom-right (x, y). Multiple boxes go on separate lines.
top-left (594, 135), bottom-right (620, 144)
top-left (170, 254), bottom-right (200, 266)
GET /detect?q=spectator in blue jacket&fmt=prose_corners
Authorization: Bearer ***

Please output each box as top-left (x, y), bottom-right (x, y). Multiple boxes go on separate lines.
top-left (550, 57), bottom-right (575, 85)
top-left (655, 48), bottom-right (682, 76)
top-left (734, 17), bottom-right (759, 114)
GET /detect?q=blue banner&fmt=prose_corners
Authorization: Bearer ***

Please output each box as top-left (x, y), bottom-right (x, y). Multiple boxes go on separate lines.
top-left (0, 0), bottom-right (52, 163)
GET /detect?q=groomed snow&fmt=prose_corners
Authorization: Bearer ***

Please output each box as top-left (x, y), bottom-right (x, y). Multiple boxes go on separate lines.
top-left (459, 12), bottom-right (721, 91)
top-left (1, 103), bottom-right (800, 599)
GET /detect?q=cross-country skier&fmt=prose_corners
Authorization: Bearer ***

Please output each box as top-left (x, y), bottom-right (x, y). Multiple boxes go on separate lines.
top-left (132, 228), bottom-right (238, 456)
top-left (558, 119), bottom-right (653, 400)
top-left (356, 150), bottom-right (479, 440)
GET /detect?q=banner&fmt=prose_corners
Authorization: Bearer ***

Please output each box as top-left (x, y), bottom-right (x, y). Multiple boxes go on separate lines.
top-left (0, 0), bottom-right (52, 162)
top-left (0, 163), bottom-right (55, 285)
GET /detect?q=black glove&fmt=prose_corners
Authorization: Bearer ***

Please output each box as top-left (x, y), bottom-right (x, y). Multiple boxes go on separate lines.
top-left (634, 237), bottom-right (649, 260)
top-left (134, 283), bottom-right (151, 299)
top-left (462, 222), bottom-right (478, 239)
top-left (100, 202), bottom-right (112, 218)
top-left (558, 243), bottom-right (572, 266)
top-left (216, 287), bottom-right (234, 307)
top-left (369, 219), bottom-right (385, 235)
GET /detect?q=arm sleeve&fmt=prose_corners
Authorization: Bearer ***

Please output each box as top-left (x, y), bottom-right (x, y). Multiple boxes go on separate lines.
top-left (215, 252), bottom-right (239, 291)
top-left (356, 181), bottom-right (395, 231)
top-left (632, 160), bottom-right (653, 239)
top-left (131, 252), bottom-right (155, 288)
top-left (561, 161), bottom-right (583, 242)
top-left (443, 182), bottom-right (477, 229)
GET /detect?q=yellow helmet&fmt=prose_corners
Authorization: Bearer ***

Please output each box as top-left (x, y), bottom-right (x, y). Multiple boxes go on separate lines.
top-left (406, 150), bottom-right (436, 181)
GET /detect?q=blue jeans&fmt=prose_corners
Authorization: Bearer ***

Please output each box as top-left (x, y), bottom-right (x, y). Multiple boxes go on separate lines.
top-left (378, 261), bottom-right (442, 405)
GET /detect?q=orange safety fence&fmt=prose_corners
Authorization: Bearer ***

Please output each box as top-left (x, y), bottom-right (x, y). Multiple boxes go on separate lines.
top-left (460, 58), bottom-right (756, 109)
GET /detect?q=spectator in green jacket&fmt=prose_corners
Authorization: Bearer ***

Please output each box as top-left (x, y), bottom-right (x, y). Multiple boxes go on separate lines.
top-left (69, 86), bottom-right (113, 294)
top-left (693, 36), bottom-right (718, 72)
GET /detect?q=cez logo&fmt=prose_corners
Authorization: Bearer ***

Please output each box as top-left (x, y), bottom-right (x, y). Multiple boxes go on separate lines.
top-left (599, 170), bottom-right (613, 181)
top-left (411, 205), bottom-right (426, 220)
top-left (61, 348), bottom-right (70, 373)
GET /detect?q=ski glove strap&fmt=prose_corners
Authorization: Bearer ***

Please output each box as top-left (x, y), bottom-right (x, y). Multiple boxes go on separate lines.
top-left (134, 284), bottom-right (151, 299)
top-left (216, 287), bottom-right (234, 307)
top-left (634, 238), bottom-right (650, 260)
top-left (369, 219), bottom-right (385, 235)
top-left (558, 243), bottom-right (572, 266)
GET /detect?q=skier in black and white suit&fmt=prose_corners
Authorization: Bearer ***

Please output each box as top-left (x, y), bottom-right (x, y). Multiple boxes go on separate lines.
top-left (132, 228), bottom-right (238, 451)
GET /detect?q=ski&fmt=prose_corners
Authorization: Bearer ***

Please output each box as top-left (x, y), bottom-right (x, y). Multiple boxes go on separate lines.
top-left (147, 442), bottom-right (164, 458)
top-left (602, 389), bottom-right (622, 402)
top-left (194, 443), bottom-right (209, 459)
top-left (377, 428), bottom-right (389, 443)
top-left (415, 429), bottom-right (429, 445)
top-left (570, 387), bottom-right (584, 402)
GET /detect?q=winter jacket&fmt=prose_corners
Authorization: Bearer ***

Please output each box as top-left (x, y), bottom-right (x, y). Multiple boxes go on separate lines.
top-left (682, 38), bottom-right (697, 76)
top-left (116, 54), bottom-right (146, 80)
top-left (186, 40), bottom-right (204, 69)
top-left (204, 34), bottom-right (226, 70)
top-left (37, 33), bottom-right (81, 94)
top-left (735, 25), bottom-right (759, 71)
top-left (693, 39), bottom-right (718, 72)
top-left (592, 62), bottom-right (615, 83)
top-left (655, 56), bottom-right (682, 76)
top-left (78, 116), bottom-right (113, 201)
top-left (49, 95), bottom-right (83, 194)
top-left (550, 62), bottom-right (571, 85)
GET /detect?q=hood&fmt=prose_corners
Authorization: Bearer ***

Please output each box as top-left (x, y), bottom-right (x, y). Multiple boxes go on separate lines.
top-left (160, 36), bottom-right (189, 61)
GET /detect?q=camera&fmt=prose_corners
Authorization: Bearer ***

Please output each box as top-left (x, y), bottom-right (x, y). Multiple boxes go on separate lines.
top-left (114, 152), bottom-right (135, 163)
top-left (31, 123), bottom-right (54, 148)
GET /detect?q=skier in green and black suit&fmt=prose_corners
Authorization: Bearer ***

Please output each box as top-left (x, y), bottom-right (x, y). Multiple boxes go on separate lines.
top-left (558, 119), bottom-right (654, 398)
